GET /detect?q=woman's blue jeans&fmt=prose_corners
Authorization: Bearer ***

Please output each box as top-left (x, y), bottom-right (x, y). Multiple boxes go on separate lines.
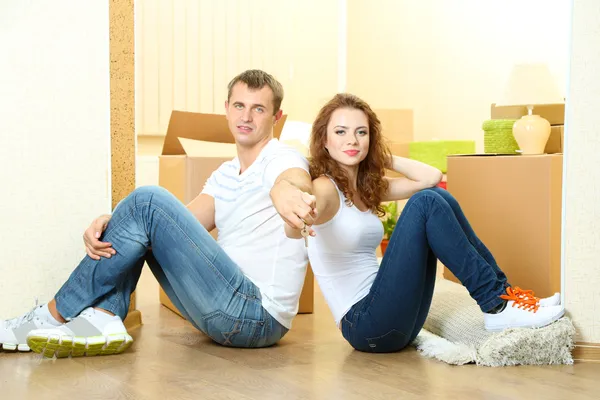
top-left (341, 187), bottom-right (507, 353)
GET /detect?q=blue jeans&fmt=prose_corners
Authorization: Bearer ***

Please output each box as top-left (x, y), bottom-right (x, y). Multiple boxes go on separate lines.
top-left (54, 186), bottom-right (288, 348)
top-left (340, 187), bottom-right (508, 353)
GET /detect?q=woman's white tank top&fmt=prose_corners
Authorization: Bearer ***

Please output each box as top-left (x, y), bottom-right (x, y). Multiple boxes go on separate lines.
top-left (307, 177), bottom-right (384, 326)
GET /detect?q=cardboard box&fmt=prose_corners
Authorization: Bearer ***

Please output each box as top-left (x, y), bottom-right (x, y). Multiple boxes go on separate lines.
top-left (388, 141), bottom-right (410, 158)
top-left (545, 125), bottom-right (564, 154)
top-left (375, 108), bottom-right (413, 143)
top-left (158, 110), bottom-right (314, 315)
top-left (444, 154), bottom-right (562, 298)
top-left (379, 109), bottom-right (414, 177)
top-left (490, 103), bottom-right (565, 125)
top-left (385, 143), bottom-right (410, 178)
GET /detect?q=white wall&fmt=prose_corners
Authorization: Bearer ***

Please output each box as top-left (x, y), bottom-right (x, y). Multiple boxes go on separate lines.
top-left (347, 0), bottom-right (571, 150)
top-left (563, 0), bottom-right (600, 343)
top-left (0, 1), bottom-right (111, 316)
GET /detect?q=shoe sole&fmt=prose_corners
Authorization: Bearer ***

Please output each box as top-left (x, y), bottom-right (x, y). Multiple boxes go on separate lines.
top-left (1, 343), bottom-right (30, 352)
top-left (27, 333), bottom-right (133, 358)
top-left (485, 308), bottom-right (566, 333)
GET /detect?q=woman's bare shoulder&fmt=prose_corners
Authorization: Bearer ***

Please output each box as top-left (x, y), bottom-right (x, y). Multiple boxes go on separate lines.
top-left (312, 175), bottom-right (340, 224)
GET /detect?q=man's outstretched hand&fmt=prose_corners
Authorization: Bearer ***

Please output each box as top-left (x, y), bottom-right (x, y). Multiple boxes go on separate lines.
top-left (271, 180), bottom-right (317, 235)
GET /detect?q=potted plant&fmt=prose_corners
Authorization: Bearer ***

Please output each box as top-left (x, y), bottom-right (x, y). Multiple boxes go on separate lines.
top-left (380, 201), bottom-right (399, 254)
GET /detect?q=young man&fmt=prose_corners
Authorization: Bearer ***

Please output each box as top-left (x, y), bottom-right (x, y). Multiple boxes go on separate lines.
top-left (0, 69), bottom-right (317, 357)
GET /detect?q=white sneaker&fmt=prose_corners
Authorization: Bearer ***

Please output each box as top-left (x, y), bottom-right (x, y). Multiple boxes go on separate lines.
top-left (484, 287), bottom-right (565, 332)
top-left (27, 307), bottom-right (133, 358)
top-left (0, 301), bottom-right (61, 352)
top-left (539, 293), bottom-right (561, 307)
top-left (511, 286), bottom-right (561, 307)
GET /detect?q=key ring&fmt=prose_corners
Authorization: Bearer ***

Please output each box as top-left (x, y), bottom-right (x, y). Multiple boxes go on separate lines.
top-left (298, 215), bottom-right (308, 228)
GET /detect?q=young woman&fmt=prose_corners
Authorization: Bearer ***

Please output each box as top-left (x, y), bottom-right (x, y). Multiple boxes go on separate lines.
top-left (286, 93), bottom-right (564, 353)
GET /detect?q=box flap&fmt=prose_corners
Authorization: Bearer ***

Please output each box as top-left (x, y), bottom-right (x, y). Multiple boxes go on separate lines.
top-left (162, 110), bottom-right (288, 155)
top-left (178, 138), bottom-right (237, 158)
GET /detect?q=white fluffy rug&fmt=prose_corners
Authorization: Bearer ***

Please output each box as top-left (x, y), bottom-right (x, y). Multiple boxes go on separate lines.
top-left (410, 279), bottom-right (575, 367)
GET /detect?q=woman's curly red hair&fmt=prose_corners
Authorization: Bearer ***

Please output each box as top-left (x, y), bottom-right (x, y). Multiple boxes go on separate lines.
top-left (309, 93), bottom-right (391, 216)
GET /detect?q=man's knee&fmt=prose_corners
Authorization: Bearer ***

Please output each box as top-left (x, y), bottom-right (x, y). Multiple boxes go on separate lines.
top-left (131, 185), bottom-right (172, 201)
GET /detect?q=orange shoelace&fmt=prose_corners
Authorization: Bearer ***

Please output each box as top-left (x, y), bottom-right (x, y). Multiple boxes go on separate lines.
top-left (500, 287), bottom-right (540, 313)
top-left (511, 286), bottom-right (541, 304)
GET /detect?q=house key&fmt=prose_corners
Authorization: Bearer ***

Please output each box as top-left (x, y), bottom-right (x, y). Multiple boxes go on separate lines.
top-left (301, 224), bottom-right (309, 247)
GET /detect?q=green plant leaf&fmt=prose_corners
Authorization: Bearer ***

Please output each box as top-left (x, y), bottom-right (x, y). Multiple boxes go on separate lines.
top-left (380, 202), bottom-right (399, 240)
top-left (389, 201), bottom-right (397, 216)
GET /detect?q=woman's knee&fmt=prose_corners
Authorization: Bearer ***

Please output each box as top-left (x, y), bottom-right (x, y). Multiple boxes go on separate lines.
top-left (408, 187), bottom-right (444, 205)
top-left (350, 329), bottom-right (411, 353)
top-left (427, 186), bottom-right (458, 203)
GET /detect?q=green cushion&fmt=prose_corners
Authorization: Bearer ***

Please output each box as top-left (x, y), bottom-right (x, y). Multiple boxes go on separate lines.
top-left (409, 140), bottom-right (476, 173)
top-left (482, 119), bottom-right (520, 154)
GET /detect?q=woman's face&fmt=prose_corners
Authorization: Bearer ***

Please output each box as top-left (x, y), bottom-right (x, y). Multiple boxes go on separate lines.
top-left (325, 107), bottom-right (370, 169)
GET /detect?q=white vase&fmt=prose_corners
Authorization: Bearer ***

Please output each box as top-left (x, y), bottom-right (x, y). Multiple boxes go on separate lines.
top-left (512, 114), bottom-right (551, 155)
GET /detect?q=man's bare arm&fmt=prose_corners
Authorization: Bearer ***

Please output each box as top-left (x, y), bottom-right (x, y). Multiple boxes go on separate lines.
top-left (186, 193), bottom-right (216, 232)
top-left (270, 167), bottom-right (317, 232)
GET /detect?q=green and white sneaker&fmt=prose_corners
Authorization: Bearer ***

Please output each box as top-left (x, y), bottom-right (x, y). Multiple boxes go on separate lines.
top-left (1, 301), bottom-right (62, 352)
top-left (27, 307), bottom-right (133, 358)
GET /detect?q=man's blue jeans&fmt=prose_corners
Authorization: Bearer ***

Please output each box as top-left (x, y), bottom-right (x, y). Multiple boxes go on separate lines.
top-left (54, 186), bottom-right (288, 348)
top-left (341, 187), bottom-right (508, 353)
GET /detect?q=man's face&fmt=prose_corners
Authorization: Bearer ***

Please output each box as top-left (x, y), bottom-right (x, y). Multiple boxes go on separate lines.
top-left (225, 82), bottom-right (282, 148)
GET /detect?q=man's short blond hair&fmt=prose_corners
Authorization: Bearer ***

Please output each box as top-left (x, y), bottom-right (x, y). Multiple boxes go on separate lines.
top-left (227, 69), bottom-right (284, 115)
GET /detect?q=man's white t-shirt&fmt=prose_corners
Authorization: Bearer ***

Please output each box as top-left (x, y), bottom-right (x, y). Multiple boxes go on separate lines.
top-left (201, 139), bottom-right (309, 329)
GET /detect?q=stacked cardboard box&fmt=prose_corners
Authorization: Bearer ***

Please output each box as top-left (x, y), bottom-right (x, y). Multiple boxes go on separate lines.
top-left (376, 108), bottom-right (413, 178)
top-left (490, 103), bottom-right (565, 153)
top-left (444, 154), bottom-right (563, 298)
top-left (376, 108), bottom-right (413, 157)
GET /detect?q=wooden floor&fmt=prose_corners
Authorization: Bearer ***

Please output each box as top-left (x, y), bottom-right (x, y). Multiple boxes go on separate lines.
top-left (2, 270), bottom-right (600, 400)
